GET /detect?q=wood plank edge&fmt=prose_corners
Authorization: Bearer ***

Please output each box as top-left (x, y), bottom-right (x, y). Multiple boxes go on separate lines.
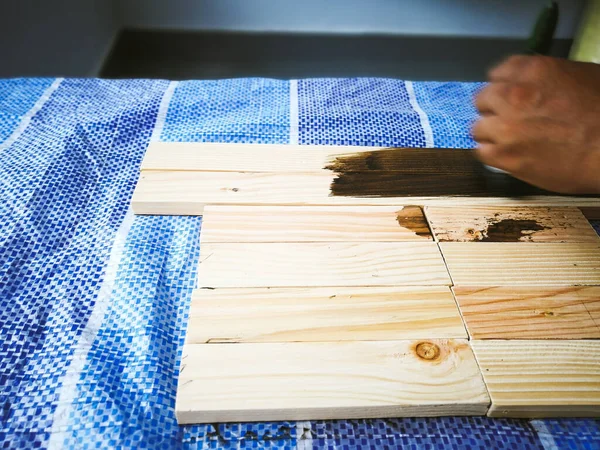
top-left (487, 404), bottom-right (600, 419)
top-left (175, 402), bottom-right (491, 424)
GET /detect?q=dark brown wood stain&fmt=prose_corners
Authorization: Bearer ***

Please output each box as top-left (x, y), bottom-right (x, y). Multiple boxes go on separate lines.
top-left (395, 206), bottom-right (432, 238)
top-left (324, 148), bottom-right (551, 197)
top-left (482, 218), bottom-right (550, 242)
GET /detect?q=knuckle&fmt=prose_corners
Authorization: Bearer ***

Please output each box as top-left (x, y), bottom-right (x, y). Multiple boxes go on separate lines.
top-left (525, 56), bottom-right (551, 77)
top-left (494, 119), bottom-right (514, 139)
top-left (506, 83), bottom-right (539, 109)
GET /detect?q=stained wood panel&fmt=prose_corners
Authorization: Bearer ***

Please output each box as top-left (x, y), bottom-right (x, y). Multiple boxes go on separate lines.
top-left (439, 243), bottom-right (600, 286)
top-left (132, 144), bottom-right (600, 215)
top-left (200, 205), bottom-right (432, 242)
top-left (197, 242), bottom-right (451, 288)
top-left (176, 339), bottom-right (490, 423)
top-left (580, 207), bottom-right (600, 220)
top-left (426, 206), bottom-right (599, 243)
top-left (472, 340), bottom-right (600, 418)
top-left (453, 286), bottom-right (600, 339)
top-left (187, 286), bottom-right (466, 343)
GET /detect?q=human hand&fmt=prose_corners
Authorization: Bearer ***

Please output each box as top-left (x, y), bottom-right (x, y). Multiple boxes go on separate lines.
top-left (472, 55), bottom-right (600, 194)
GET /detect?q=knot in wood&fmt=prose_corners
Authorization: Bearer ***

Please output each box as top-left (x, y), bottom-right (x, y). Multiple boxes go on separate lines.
top-left (415, 342), bottom-right (441, 361)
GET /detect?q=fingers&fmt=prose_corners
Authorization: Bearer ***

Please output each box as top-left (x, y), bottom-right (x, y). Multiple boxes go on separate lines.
top-left (472, 116), bottom-right (526, 173)
top-left (474, 142), bottom-right (522, 174)
top-left (472, 115), bottom-right (514, 144)
top-left (475, 82), bottom-right (510, 115)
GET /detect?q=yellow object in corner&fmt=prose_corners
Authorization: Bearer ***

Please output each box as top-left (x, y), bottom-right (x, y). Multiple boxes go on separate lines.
top-left (570, 0), bottom-right (600, 62)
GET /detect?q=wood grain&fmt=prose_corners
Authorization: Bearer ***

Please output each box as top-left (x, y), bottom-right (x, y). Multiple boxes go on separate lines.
top-left (584, 297), bottom-right (600, 327)
top-left (440, 243), bottom-right (600, 286)
top-left (140, 142), bottom-right (372, 172)
top-left (187, 286), bottom-right (467, 343)
top-left (176, 339), bottom-right (490, 423)
top-left (426, 206), bottom-right (599, 243)
top-left (472, 340), bottom-right (600, 418)
top-left (197, 242), bottom-right (451, 288)
top-left (200, 205), bottom-right (432, 242)
top-left (131, 170), bottom-right (600, 215)
top-left (453, 286), bottom-right (600, 339)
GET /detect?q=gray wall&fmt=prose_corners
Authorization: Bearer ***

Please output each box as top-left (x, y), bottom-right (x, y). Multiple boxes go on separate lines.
top-left (0, 1), bottom-right (587, 77)
top-left (116, 0), bottom-right (585, 39)
top-left (0, 0), bottom-right (118, 77)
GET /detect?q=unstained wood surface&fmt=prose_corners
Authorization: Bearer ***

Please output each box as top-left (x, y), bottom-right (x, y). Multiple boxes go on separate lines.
top-left (472, 340), bottom-right (600, 418)
top-left (176, 339), bottom-right (490, 423)
top-left (453, 286), bottom-right (600, 339)
top-left (200, 205), bottom-right (432, 242)
top-left (197, 242), bottom-right (451, 288)
top-left (426, 206), bottom-right (599, 243)
top-left (187, 286), bottom-right (466, 343)
top-left (440, 243), bottom-right (600, 286)
top-left (140, 142), bottom-right (372, 172)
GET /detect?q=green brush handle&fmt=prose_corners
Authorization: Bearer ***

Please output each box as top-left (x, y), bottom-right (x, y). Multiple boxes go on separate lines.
top-left (526, 1), bottom-right (559, 55)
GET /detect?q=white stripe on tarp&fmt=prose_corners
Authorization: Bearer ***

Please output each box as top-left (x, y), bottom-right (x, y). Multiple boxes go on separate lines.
top-left (296, 421), bottom-right (313, 450)
top-left (48, 208), bottom-right (135, 447)
top-left (0, 78), bottom-right (63, 152)
top-left (150, 80), bottom-right (179, 142)
top-left (405, 80), bottom-right (434, 148)
top-left (289, 80), bottom-right (299, 145)
top-left (48, 81), bottom-right (177, 447)
top-left (531, 420), bottom-right (560, 450)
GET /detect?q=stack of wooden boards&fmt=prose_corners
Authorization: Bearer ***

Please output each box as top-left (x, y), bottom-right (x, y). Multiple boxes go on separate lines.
top-left (132, 143), bottom-right (600, 424)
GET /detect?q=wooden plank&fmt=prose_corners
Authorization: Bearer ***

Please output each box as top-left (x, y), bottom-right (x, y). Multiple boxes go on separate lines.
top-left (453, 286), bottom-right (600, 339)
top-left (583, 297), bottom-right (600, 328)
top-left (131, 170), bottom-right (600, 215)
top-left (200, 205), bottom-right (432, 242)
top-left (187, 286), bottom-right (467, 343)
top-left (176, 339), bottom-right (490, 423)
top-left (197, 242), bottom-right (451, 288)
top-left (141, 142), bottom-right (374, 172)
top-left (440, 243), bottom-right (600, 286)
top-left (426, 206), bottom-right (599, 243)
top-left (472, 340), bottom-right (600, 418)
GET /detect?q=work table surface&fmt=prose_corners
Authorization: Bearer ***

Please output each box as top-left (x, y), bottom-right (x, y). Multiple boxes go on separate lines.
top-left (1, 77), bottom-right (599, 449)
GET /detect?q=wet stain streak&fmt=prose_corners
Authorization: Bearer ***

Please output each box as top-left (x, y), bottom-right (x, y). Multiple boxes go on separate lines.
top-left (325, 148), bottom-right (551, 198)
top-left (395, 206), bottom-right (432, 238)
top-left (482, 218), bottom-right (549, 242)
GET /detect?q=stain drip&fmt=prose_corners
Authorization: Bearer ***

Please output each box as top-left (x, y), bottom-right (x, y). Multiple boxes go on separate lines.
top-left (395, 206), bottom-right (432, 238)
top-left (482, 219), bottom-right (549, 242)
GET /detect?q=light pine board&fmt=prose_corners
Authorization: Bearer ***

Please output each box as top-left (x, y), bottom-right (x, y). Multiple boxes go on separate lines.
top-left (187, 286), bottom-right (467, 343)
top-left (200, 205), bottom-right (432, 242)
top-left (197, 242), bottom-right (452, 288)
top-left (453, 286), bottom-right (600, 339)
top-left (439, 243), bottom-right (600, 286)
top-left (585, 297), bottom-right (600, 328)
top-left (140, 142), bottom-right (372, 172)
top-left (176, 339), bottom-right (490, 423)
top-left (472, 340), bottom-right (600, 418)
top-left (131, 170), bottom-right (600, 215)
top-left (426, 206), bottom-right (599, 243)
